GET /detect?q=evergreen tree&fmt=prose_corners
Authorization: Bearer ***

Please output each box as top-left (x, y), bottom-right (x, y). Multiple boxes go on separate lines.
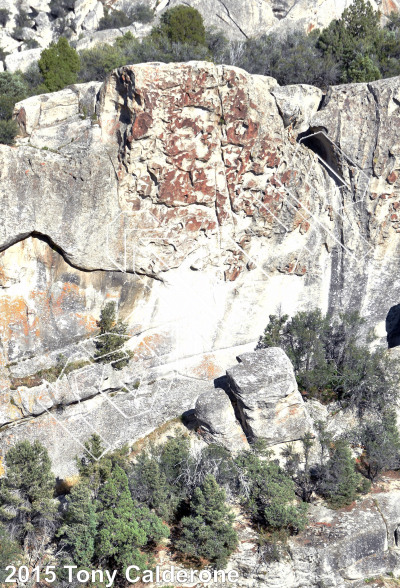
top-left (38, 37), bottom-right (80, 92)
top-left (358, 409), bottom-right (400, 482)
top-left (95, 302), bottom-right (129, 370)
top-left (76, 433), bottom-right (129, 495)
top-left (176, 474), bottom-right (238, 568)
top-left (0, 524), bottom-right (21, 583)
top-left (0, 441), bottom-right (57, 549)
top-left (317, 0), bottom-right (381, 82)
top-left (96, 465), bottom-right (169, 573)
top-left (236, 452), bottom-right (308, 531)
top-left (153, 5), bottom-right (206, 46)
top-left (57, 481), bottom-right (97, 568)
top-left (315, 439), bottom-right (370, 508)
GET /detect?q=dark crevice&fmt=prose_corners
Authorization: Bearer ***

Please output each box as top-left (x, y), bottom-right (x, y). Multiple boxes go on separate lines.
top-left (386, 304), bottom-right (400, 349)
top-left (297, 128), bottom-right (346, 188)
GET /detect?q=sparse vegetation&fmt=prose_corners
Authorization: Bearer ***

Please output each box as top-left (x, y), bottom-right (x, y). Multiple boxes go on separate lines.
top-left (0, 8), bottom-right (10, 27)
top-left (257, 309), bottom-right (397, 413)
top-left (131, 3), bottom-right (155, 24)
top-left (94, 301), bottom-right (130, 370)
top-left (98, 8), bottom-right (132, 31)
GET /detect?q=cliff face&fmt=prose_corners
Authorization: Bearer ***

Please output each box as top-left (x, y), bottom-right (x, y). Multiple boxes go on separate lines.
top-left (1, 62), bottom-right (400, 479)
top-left (2, 63), bottom-right (400, 584)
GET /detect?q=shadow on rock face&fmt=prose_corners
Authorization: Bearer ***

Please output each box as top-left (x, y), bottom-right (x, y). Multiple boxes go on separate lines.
top-left (386, 304), bottom-right (400, 348)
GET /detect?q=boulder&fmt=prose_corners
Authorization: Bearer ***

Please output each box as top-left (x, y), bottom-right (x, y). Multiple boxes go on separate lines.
top-left (271, 84), bottom-right (323, 132)
top-left (13, 81), bottom-right (101, 149)
top-left (195, 388), bottom-right (249, 452)
top-left (5, 48), bottom-right (41, 73)
top-left (226, 348), bottom-right (313, 444)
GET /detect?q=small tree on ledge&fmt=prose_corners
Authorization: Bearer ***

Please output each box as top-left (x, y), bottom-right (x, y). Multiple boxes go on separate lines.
top-left (94, 302), bottom-right (129, 370)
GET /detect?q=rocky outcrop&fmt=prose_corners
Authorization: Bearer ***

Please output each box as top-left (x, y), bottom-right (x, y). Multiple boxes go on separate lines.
top-left (2, 61), bottom-right (400, 470)
top-left (195, 387), bottom-right (249, 451)
top-left (226, 348), bottom-right (313, 443)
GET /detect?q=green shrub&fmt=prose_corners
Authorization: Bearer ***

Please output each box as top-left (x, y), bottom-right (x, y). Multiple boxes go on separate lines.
top-left (131, 3), bottom-right (154, 24)
top-left (176, 474), bottom-right (238, 568)
top-left (0, 119), bottom-right (19, 145)
top-left (94, 301), bottom-right (130, 370)
top-left (39, 36), bottom-right (80, 92)
top-left (0, 441), bottom-right (57, 546)
top-left (0, 8), bottom-right (10, 26)
top-left (78, 43), bottom-right (125, 82)
top-left (154, 5), bottom-right (206, 46)
top-left (236, 452), bottom-right (308, 531)
top-left (257, 310), bottom-right (397, 413)
top-left (357, 410), bottom-right (400, 481)
top-left (234, 31), bottom-right (340, 88)
top-left (98, 8), bottom-right (131, 31)
top-left (314, 439), bottom-right (370, 508)
top-left (129, 433), bottom-right (192, 521)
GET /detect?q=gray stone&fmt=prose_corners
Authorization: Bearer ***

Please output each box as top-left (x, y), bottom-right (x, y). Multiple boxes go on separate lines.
top-left (271, 84), bottom-right (323, 132)
top-left (5, 48), bottom-right (41, 73)
top-left (227, 348), bottom-right (313, 444)
top-left (195, 387), bottom-right (249, 452)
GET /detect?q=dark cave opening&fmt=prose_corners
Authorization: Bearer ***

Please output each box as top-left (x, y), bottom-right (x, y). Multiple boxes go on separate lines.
top-left (298, 129), bottom-right (347, 188)
top-left (386, 304), bottom-right (400, 348)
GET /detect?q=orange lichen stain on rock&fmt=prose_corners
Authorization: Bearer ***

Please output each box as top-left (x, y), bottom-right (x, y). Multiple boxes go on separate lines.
top-left (76, 313), bottom-right (98, 333)
top-left (0, 457), bottom-right (5, 478)
top-left (193, 355), bottom-right (221, 380)
top-left (132, 332), bottom-right (165, 360)
top-left (0, 296), bottom-right (29, 339)
top-left (51, 282), bottom-right (82, 315)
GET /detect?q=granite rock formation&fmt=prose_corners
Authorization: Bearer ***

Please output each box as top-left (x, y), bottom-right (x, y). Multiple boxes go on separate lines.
top-left (1, 62), bottom-right (400, 464)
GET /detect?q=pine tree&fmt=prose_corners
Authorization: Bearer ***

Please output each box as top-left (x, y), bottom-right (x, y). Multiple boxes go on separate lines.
top-left (38, 37), bottom-right (80, 92)
top-left (358, 410), bottom-right (400, 482)
top-left (176, 474), bottom-right (238, 568)
top-left (0, 441), bottom-right (57, 549)
top-left (235, 452), bottom-right (308, 531)
top-left (316, 440), bottom-right (370, 507)
top-left (0, 524), bottom-right (21, 583)
top-left (317, 0), bottom-right (381, 82)
top-left (153, 5), bottom-right (206, 46)
top-left (96, 465), bottom-right (169, 573)
top-left (95, 302), bottom-right (129, 370)
top-left (57, 482), bottom-right (97, 568)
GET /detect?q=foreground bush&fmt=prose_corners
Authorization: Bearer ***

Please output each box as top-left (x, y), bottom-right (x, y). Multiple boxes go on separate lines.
top-left (176, 474), bottom-right (238, 568)
top-left (0, 119), bottom-right (18, 145)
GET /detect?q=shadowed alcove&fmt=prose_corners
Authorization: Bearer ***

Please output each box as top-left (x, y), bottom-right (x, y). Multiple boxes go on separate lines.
top-left (386, 304), bottom-right (400, 348)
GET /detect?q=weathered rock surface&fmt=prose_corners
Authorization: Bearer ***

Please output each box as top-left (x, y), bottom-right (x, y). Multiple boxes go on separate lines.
top-left (195, 387), bottom-right (249, 451)
top-left (226, 348), bottom-right (313, 443)
top-left (2, 62), bottom-right (400, 467)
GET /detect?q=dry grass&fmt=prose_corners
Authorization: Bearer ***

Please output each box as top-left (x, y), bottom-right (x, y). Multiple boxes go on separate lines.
top-left (9, 359), bottom-right (91, 389)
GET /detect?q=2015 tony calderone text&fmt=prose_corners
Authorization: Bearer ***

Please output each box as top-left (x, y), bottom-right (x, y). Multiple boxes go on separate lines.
top-left (5, 564), bottom-right (240, 585)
